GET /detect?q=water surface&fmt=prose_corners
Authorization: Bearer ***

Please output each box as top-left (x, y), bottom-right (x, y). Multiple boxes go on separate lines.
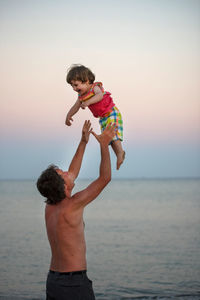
top-left (0, 179), bottom-right (200, 299)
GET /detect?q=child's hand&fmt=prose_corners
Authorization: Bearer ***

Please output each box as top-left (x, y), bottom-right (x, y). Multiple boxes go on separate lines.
top-left (65, 115), bottom-right (73, 126)
top-left (81, 102), bottom-right (88, 109)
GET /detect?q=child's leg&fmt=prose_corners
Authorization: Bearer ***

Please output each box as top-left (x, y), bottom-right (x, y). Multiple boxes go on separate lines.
top-left (99, 106), bottom-right (125, 169)
top-left (111, 140), bottom-right (125, 170)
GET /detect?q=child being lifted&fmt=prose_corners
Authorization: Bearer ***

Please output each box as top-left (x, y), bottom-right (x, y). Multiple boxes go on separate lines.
top-left (65, 64), bottom-right (125, 170)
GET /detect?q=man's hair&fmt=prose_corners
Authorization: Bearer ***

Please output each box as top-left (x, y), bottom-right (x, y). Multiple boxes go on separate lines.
top-left (66, 64), bottom-right (95, 84)
top-left (36, 165), bottom-right (66, 205)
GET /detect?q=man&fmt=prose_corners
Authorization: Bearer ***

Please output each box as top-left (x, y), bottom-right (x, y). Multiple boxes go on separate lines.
top-left (36, 120), bottom-right (116, 300)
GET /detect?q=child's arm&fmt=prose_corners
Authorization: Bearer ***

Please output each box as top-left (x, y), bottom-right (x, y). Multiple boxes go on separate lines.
top-left (65, 98), bottom-right (81, 126)
top-left (81, 86), bottom-right (103, 108)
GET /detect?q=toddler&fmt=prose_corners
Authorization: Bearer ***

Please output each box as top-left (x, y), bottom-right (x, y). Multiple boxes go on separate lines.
top-left (65, 64), bottom-right (125, 170)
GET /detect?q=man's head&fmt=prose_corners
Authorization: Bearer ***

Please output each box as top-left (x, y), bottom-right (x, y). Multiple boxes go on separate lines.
top-left (36, 165), bottom-right (66, 205)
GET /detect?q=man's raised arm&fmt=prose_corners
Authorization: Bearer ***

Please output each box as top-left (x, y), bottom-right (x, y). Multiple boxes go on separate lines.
top-left (72, 124), bottom-right (116, 207)
top-left (68, 120), bottom-right (92, 181)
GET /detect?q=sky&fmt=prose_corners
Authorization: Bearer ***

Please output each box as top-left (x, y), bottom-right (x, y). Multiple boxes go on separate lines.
top-left (0, 0), bottom-right (200, 179)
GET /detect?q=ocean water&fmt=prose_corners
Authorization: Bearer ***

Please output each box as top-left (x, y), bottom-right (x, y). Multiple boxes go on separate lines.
top-left (0, 179), bottom-right (200, 300)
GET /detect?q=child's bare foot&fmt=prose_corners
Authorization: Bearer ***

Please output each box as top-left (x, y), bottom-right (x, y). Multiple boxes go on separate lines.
top-left (117, 151), bottom-right (125, 170)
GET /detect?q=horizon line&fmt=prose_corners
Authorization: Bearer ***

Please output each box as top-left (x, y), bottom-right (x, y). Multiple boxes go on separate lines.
top-left (0, 176), bottom-right (200, 181)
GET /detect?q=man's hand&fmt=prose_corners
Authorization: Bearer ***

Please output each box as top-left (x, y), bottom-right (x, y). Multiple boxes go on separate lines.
top-left (81, 120), bottom-right (92, 144)
top-left (65, 115), bottom-right (73, 126)
top-left (91, 124), bottom-right (117, 146)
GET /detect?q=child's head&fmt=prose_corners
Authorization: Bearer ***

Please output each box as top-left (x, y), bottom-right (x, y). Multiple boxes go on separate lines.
top-left (66, 64), bottom-right (95, 84)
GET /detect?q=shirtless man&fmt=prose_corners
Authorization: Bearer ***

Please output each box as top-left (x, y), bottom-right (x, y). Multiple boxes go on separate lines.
top-left (36, 120), bottom-right (116, 300)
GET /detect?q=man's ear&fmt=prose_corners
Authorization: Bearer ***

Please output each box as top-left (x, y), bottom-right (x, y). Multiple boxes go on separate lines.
top-left (65, 191), bottom-right (70, 198)
top-left (64, 186), bottom-right (71, 198)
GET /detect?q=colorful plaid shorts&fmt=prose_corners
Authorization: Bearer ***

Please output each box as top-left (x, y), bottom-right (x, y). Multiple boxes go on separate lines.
top-left (99, 106), bottom-right (123, 142)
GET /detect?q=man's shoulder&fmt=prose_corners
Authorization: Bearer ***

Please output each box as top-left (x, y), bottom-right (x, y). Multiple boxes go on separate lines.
top-left (59, 196), bottom-right (84, 214)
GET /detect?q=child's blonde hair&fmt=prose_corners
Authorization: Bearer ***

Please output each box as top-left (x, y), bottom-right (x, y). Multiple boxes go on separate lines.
top-left (66, 64), bottom-right (95, 84)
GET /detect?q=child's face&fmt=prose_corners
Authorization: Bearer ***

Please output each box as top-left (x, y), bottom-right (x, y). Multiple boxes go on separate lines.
top-left (70, 80), bottom-right (91, 96)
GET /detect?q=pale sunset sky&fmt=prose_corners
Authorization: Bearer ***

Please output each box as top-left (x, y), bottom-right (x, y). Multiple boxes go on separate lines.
top-left (0, 0), bottom-right (200, 179)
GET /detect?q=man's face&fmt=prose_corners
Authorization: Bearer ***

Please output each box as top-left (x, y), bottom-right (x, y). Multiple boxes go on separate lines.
top-left (56, 169), bottom-right (75, 191)
top-left (70, 80), bottom-right (90, 96)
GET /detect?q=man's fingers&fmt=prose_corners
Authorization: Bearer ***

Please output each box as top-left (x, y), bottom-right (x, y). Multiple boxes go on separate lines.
top-left (105, 123), bottom-right (117, 133)
top-left (83, 120), bottom-right (92, 131)
top-left (91, 131), bottom-right (98, 139)
top-left (86, 120), bottom-right (91, 128)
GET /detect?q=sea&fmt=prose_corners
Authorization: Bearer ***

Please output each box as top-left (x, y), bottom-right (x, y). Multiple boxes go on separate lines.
top-left (0, 179), bottom-right (200, 300)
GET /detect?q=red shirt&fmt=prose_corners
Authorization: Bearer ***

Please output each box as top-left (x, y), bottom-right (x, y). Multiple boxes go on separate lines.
top-left (78, 82), bottom-right (115, 118)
